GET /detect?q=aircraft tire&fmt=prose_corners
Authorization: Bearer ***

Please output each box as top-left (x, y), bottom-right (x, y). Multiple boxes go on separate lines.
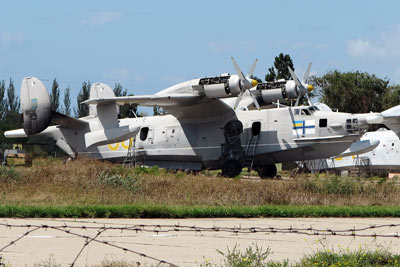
top-left (257, 164), bottom-right (277, 179)
top-left (221, 160), bottom-right (242, 178)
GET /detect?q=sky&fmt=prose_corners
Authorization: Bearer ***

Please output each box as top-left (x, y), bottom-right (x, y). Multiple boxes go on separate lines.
top-left (1, 0), bottom-right (400, 112)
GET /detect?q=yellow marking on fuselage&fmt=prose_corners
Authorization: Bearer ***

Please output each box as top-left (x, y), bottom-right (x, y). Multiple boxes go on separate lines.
top-left (108, 143), bottom-right (120, 151)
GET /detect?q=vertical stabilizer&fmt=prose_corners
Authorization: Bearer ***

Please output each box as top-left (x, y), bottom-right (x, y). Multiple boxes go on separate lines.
top-left (20, 77), bottom-right (52, 135)
top-left (88, 83), bottom-right (118, 129)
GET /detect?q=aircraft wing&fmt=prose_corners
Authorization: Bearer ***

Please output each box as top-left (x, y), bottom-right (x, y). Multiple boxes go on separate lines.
top-left (83, 93), bottom-right (235, 119)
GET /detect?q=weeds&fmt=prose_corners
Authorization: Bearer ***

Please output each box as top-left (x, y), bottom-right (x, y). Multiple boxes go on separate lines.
top-left (2, 157), bottom-right (400, 207)
top-left (0, 166), bottom-right (23, 183)
top-left (33, 254), bottom-right (61, 267)
top-left (215, 243), bottom-right (274, 267)
top-left (98, 169), bottom-right (140, 192)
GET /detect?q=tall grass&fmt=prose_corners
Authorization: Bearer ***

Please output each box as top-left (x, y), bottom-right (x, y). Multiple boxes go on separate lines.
top-left (1, 157), bottom-right (400, 207)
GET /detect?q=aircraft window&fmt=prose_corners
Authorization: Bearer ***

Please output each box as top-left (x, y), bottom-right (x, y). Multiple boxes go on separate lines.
top-left (309, 107), bottom-right (315, 111)
top-left (393, 143), bottom-right (395, 147)
top-left (301, 109), bottom-right (310, 115)
top-left (251, 121), bottom-right (261, 136)
top-left (319, 119), bottom-right (327, 128)
top-left (294, 109), bottom-right (300, 115)
top-left (352, 118), bottom-right (358, 124)
top-left (140, 127), bottom-right (149, 141)
top-left (172, 129), bottom-right (175, 133)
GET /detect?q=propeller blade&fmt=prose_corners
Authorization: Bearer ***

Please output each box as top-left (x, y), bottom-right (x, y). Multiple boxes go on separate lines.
top-left (247, 59), bottom-right (258, 78)
top-left (306, 93), bottom-right (313, 107)
top-left (231, 57), bottom-right (246, 81)
top-left (288, 66), bottom-right (307, 93)
top-left (295, 94), bottom-right (301, 106)
top-left (303, 62), bottom-right (312, 82)
top-left (249, 90), bottom-right (261, 110)
top-left (233, 91), bottom-right (244, 110)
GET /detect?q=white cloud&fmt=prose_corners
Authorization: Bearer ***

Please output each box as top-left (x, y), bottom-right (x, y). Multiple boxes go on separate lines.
top-left (82, 11), bottom-right (123, 26)
top-left (0, 32), bottom-right (25, 45)
top-left (347, 25), bottom-right (400, 59)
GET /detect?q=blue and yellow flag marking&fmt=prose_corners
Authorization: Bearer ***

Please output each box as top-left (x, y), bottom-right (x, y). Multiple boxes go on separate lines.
top-left (293, 120), bottom-right (315, 135)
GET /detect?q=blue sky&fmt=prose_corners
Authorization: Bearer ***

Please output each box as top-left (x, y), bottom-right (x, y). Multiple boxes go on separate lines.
top-left (1, 0), bottom-right (400, 111)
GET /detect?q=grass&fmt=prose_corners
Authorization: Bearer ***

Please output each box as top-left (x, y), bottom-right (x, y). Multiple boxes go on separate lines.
top-left (19, 243), bottom-right (400, 266)
top-left (1, 157), bottom-right (400, 218)
top-left (3, 204), bottom-right (400, 218)
top-left (201, 243), bottom-right (400, 267)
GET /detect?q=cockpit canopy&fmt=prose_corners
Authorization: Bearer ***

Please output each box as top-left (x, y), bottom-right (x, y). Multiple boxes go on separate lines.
top-left (294, 106), bottom-right (319, 116)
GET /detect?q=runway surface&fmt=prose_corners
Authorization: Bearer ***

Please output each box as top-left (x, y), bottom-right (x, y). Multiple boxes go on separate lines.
top-left (1, 217), bottom-right (400, 266)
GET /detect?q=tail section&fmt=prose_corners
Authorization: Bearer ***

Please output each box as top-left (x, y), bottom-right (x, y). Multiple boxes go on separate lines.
top-left (84, 83), bottom-right (139, 148)
top-left (20, 77), bottom-right (52, 135)
top-left (88, 83), bottom-right (118, 129)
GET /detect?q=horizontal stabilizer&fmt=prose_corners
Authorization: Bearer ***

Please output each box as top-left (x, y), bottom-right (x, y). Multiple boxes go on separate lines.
top-left (84, 125), bottom-right (140, 148)
top-left (51, 111), bottom-right (88, 129)
top-left (4, 129), bottom-right (28, 138)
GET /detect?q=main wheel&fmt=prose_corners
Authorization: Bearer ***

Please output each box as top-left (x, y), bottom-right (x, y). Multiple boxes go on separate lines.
top-left (221, 160), bottom-right (242, 178)
top-left (257, 164), bottom-right (277, 179)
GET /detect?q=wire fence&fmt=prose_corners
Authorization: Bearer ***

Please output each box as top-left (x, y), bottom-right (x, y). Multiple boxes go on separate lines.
top-left (1, 222), bottom-right (400, 266)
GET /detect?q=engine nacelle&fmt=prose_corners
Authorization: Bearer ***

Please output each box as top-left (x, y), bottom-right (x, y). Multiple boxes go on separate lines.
top-left (20, 77), bottom-right (52, 135)
top-left (198, 75), bottom-right (242, 98)
top-left (260, 80), bottom-right (299, 104)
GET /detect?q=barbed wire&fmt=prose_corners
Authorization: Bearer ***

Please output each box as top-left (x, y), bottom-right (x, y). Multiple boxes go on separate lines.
top-left (1, 222), bottom-right (400, 266)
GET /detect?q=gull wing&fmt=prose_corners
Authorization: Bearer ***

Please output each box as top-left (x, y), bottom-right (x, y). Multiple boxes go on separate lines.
top-left (83, 93), bottom-right (235, 120)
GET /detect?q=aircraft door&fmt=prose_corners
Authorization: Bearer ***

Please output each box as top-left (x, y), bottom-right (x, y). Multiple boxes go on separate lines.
top-left (318, 118), bottom-right (329, 137)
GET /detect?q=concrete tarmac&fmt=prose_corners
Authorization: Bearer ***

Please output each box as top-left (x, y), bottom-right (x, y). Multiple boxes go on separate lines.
top-left (1, 217), bottom-right (400, 266)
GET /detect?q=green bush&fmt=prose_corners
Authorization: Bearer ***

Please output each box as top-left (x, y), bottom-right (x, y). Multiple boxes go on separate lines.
top-left (301, 176), bottom-right (357, 196)
top-left (0, 166), bottom-right (23, 183)
top-left (97, 169), bottom-right (139, 192)
top-left (298, 247), bottom-right (400, 267)
top-left (217, 243), bottom-right (273, 267)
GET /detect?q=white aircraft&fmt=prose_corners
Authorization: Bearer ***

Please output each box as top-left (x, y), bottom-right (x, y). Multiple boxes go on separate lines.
top-left (5, 59), bottom-right (400, 178)
top-left (303, 128), bottom-right (400, 175)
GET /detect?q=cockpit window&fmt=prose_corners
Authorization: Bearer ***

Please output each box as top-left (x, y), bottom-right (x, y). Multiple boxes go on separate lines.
top-left (301, 109), bottom-right (310, 115)
top-left (294, 109), bottom-right (300, 115)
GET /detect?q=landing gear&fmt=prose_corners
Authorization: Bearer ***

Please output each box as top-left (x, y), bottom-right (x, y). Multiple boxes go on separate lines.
top-left (256, 164), bottom-right (277, 179)
top-left (222, 160), bottom-right (242, 178)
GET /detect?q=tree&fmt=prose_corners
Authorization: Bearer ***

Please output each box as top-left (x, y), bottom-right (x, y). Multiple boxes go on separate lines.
top-left (50, 78), bottom-right (60, 112)
top-left (63, 86), bottom-right (71, 116)
top-left (265, 53), bottom-right (294, 82)
top-left (382, 85), bottom-right (400, 110)
top-left (75, 81), bottom-right (90, 117)
top-left (113, 83), bottom-right (137, 118)
top-left (7, 78), bottom-right (18, 114)
top-left (0, 80), bottom-right (6, 119)
top-left (312, 70), bottom-right (389, 113)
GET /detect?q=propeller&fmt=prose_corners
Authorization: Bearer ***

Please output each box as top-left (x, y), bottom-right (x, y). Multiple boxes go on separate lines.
top-left (231, 57), bottom-right (260, 110)
top-left (288, 63), bottom-right (314, 106)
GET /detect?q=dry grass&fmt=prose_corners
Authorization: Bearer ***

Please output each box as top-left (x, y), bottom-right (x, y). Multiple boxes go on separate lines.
top-left (1, 157), bottom-right (400, 206)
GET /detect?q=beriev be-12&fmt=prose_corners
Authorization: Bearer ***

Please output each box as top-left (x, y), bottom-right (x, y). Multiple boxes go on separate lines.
top-left (5, 58), bottom-right (400, 178)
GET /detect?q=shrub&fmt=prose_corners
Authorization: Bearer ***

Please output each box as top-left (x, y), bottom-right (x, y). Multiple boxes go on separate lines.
top-left (0, 166), bottom-right (23, 183)
top-left (97, 169), bottom-right (140, 192)
top-left (217, 243), bottom-right (272, 267)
